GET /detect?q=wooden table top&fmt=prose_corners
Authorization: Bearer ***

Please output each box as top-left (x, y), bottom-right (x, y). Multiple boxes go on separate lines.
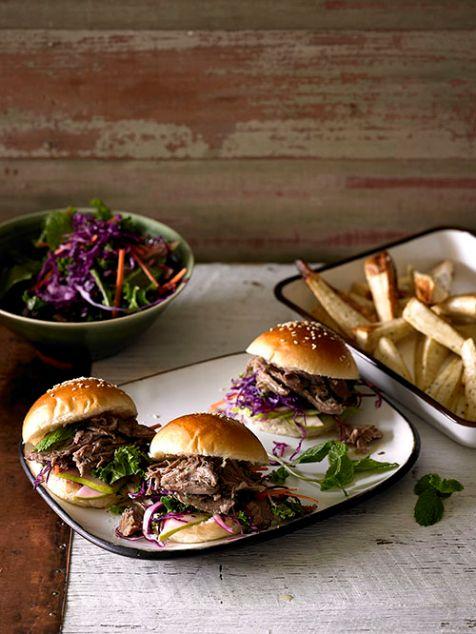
top-left (63, 264), bottom-right (476, 633)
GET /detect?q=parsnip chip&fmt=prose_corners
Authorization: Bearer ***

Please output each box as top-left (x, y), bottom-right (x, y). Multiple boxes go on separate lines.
top-left (418, 336), bottom-right (450, 392)
top-left (309, 300), bottom-right (346, 337)
top-left (364, 251), bottom-right (399, 322)
top-left (350, 281), bottom-right (371, 299)
top-left (353, 318), bottom-right (412, 353)
top-left (434, 294), bottom-right (476, 320)
top-left (414, 334), bottom-right (424, 389)
top-left (402, 298), bottom-right (464, 355)
top-left (427, 357), bottom-right (463, 409)
top-left (414, 260), bottom-right (454, 305)
top-left (452, 385), bottom-right (467, 418)
top-left (461, 338), bottom-right (476, 421)
top-left (374, 336), bottom-right (412, 381)
top-left (296, 261), bottom-right (369, 339)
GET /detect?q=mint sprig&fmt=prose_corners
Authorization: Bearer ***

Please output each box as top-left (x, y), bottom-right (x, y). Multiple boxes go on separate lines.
top-left (414, 473), bottom-right (463, 526)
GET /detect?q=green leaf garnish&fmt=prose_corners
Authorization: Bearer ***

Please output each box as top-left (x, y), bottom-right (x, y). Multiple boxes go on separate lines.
top-left (34, 425), bottom-right (78, 452)
top-left (353, 456), bottom-right (399, 474)
top-left (93, 445), bottom-right (147, 484)
top-left (413, 473), bottom-right (463, 526)
top-left (414, 489), bottom-right (445, 526)
top-left (0, 260), bottom-right (41, 299)
top-left (160, 495), bottom-right (189, 513)
top-left (38, 209), bottom-right (74, 250)
top-left (90, 198), bottom-right (112, 220)
top-left (269, 466), bottom-right (289, 485)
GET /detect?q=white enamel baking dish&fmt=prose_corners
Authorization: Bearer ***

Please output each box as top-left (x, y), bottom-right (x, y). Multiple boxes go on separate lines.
top-left (275, 227), bottom-right (476, 447)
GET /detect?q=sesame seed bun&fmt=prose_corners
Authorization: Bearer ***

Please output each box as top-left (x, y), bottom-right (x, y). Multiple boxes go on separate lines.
top-left (246, 321), bottom-right (359, 380)
top-left (149, 413), bottom-right (268, 464)
top-left (27, 459), bottom-right (117, 509)
top-left (22, 377), bottom-right (137, 445)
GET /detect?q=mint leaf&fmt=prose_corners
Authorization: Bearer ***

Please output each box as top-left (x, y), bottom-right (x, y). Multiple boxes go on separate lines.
top-left (271, 498), bottom-right (304, 521)
top-left (160, 495), bottom-right (189, 513)
top-left (414, 473), bottom-right (464, 497)
top-left (353, 456), bottom-right (399, 474)
top-left (0, 260), bottom-right (41, 299)
top-left (295, 440), bottom-right (337, 464)
top-left (236, 510), bottom-right (251, 530)
top-left (269, 466), bottom-right (289, 485)
top-left (108, 503), bottom-right (127, 515)
top-left (90, 198), bottom-right (112, 220)
top-left (321, 451), bottom-right (355, 491)
top-left (34, 425), bottom-right (78, 452)
top-left (414, 489), bottom-right (444, 526)
top-left (39, 209), bottom-right (73, 249)
top-left (94, 445), bottom-right (147, 484)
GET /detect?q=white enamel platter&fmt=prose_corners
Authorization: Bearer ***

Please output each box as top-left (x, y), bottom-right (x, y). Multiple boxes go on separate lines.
top-left (275, 227), bottom-right (476, 447)
top-left (20, 353), bottom-right (420, 559)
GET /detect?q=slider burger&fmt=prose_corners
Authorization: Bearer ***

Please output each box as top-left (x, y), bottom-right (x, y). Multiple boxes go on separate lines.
top-left (218, 321), bottom-right (359, 438)
top-left (23, 378), bottom-right (154, 507)
top-left (117, 413), bottom-right (314, 545)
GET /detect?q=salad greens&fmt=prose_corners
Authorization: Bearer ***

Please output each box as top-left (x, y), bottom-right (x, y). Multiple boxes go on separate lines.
top-left (0, 199), bottom-right (187, 322)
top-left (271, 439), bottom-right (398, 495)
top-left (34, 425), bottom-right (79, 453)
top-left (94, 445), bottom-right (148, 485)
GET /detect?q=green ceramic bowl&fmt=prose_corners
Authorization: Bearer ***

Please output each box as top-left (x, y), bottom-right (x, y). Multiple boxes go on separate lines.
top-left (0, 209), bottom-right (194, 360)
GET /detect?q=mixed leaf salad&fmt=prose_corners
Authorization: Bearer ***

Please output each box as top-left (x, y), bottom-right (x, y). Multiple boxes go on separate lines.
top-left (0, 199), bottom-right (187, 321)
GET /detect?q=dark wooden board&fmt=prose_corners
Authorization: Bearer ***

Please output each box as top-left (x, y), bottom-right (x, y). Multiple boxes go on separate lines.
top-left (0, 327), bottom-right (90, 633)
top-left (1, 1), bottom-right (476, 30)
top-left (0, 158), bottom-right (475, 262)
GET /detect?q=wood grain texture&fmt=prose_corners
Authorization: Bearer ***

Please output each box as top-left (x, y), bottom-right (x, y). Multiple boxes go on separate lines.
top-left (0, 328), bottom-right (90, 633)
top-left (1, 1), bottom-right (476, 30)
top-left (1, 30), bottom-right (475, 161)
top-left (64, 264), bottom-right (476, 634)
top-left (0, 158), bottom-right (475, 262)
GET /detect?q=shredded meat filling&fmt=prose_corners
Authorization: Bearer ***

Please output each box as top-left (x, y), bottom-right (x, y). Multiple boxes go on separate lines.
top-left (26, 414), bottom-right (154, 475)
top-left (249, 357), bottom-right (356, 415)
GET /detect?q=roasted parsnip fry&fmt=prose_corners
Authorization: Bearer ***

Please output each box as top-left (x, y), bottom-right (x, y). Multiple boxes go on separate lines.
top-left (398, 266), bottom-right (415, 296)
top-left (374, 336), bottom-right (412, 381)
top-left (427, 356), bottom-right (463, 408)
top-left (310, 300), bottom-right (347, 337)
top-left (461, 338), bottom-right (476, 421)
top-left (403, 298), bottom-right (464, 355)
top-left (364, 251), bottom-right (399, 322)
top-left (350, 281), bottom-right (371, 299)
top-left (434, 294), bottom-right (476, 320)
top-left (353, 318), bottom-right (412, 352)
top-left (456, 322), bottom-right (476, 341)
top-left (419, 336), bottom-right (450, 392)
top-left (296, 260), bottom-right (369, 338)
top-left (414, 260), bottom-right (454, 305)
top-left (338, 291), bottom-right (377, 322)
top-left (414, 334), bottom-right (424, 389)
top-left (452, 385), bottom-right (467, 418)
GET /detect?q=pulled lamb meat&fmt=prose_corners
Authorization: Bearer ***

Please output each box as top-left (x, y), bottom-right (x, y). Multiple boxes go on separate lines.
top-left (338, 421), bottom-right (383, 454)
top-left (249, 357), bottom-right (356, 415)
top-left (118, 505), bottom-right (143, 537)
top-left (144, 455), bottom-right (268, 521)
top-left (26, 414), bottom-right (154, 475)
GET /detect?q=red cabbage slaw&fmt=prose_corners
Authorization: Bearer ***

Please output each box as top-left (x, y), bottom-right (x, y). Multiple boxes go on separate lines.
top-left (21, 207), bottom-right (186, 321)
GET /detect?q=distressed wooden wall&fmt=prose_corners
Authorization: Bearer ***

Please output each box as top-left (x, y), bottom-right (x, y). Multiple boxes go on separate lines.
top-left (0, 2), bottom-right (475, 261)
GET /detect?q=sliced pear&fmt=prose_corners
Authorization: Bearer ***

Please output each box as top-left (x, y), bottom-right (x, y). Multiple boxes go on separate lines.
top-left (56, 471), bottom-right (115, 495)
top-left (159, 515), bottom-right (209, 541)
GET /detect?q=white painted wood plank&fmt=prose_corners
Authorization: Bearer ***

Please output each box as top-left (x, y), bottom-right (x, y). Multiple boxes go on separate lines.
top-left (63, 264), bottom-right (476, 633)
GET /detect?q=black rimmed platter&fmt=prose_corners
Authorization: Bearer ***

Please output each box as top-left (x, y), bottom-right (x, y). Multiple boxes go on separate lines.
top-left (275, 226), bottom-right (476, 448)
top-left (21, 353), bottom-right (420, 559)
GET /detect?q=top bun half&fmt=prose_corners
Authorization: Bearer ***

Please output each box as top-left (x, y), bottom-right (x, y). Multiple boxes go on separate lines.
top-left (22, 377), bottom-right (137, 444)
top-left (150, 413), bottom-right (268, 464)
top-left (246, 321), bottom-right (359, 380)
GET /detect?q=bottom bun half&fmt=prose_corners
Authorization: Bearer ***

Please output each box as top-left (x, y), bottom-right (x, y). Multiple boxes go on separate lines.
top-left (224, 406), bottom-right (336, 438)
top-left (27, 460), bottom-right (117, 509)
top-left (164, 515), bottom-right (241, 544)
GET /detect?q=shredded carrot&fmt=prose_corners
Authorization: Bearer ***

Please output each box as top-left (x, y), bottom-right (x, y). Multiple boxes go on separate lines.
top-left (163, 267), bottom-right (187, 290)
top-left (133, 251), bottom-right (159, 288)
top-left (209, 399), bottom-right (225, 411)
top-left (259, 488), bottom-right (319, 503)
top-left (33, 269), bottom-right (52, 291)
top-left (113, 248), bottom-right (126, 316)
